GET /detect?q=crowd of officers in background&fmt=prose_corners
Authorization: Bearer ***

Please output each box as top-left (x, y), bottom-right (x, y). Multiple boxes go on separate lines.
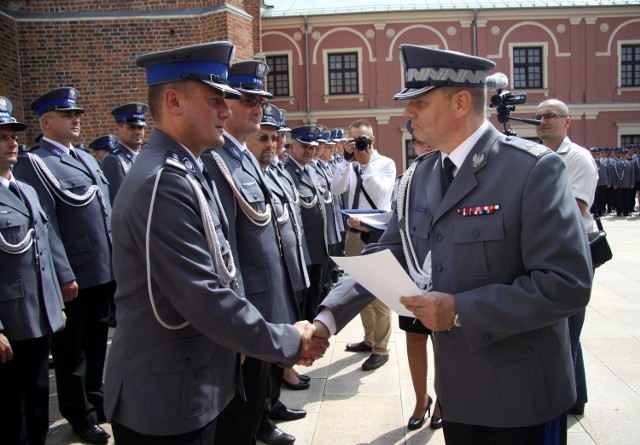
top-left (590, 145), bottom-right (639, 217)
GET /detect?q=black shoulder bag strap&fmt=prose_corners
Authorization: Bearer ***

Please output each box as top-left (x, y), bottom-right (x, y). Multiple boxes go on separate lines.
top-left (352, 162), bottom-right (377, 210)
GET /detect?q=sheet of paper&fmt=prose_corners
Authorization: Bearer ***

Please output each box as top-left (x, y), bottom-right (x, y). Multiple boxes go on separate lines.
top-left (331, 249), bottom-right (421, 317)
top-left (358, 210), bottom-right (392, 232)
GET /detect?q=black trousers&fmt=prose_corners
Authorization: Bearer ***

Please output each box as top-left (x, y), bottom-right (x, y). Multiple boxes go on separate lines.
top-left (51, 281), bottom-right (114, 430)
top-left (257, 365), bottom-right (286, 436)
top-left (615, 187), bottom-right (632, 215)
top-left (0, 335), bottom-right (51, 445)
top-left (303, 262), bottom-right (326, 321)
top-left (442, 414), bottom-right (567, 445)
top-left (112, 419), bottom-right (216, 445)
top-left (594, 185), bottom-right (608, 215)
top-left (214, 356), bottom-right (271, 445)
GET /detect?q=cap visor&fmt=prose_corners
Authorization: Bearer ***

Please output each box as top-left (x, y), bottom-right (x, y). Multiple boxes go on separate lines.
top-left (261, 122), bottom-right (280, 128)
top-left (200, 80), bottom-right (242, 99)
top-left (393, 85), bottom-right (438, 100)
top-left (0, 122), bottom-right (27, 131)
top-left (277, 126), bottom-right (291, 132)
top-left (234, 87), bottom-right (273, 99)
top-left (296, 138), bottom-right (318, 146)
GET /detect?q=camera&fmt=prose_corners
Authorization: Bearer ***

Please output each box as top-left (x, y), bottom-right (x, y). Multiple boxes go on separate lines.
top-left (489, 91), bottom-right (527, 108)
top-left (354, 135), bottom-right (372, 151)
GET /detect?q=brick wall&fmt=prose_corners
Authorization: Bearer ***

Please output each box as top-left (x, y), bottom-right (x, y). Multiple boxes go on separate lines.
top-left (0, 12), bottom-right (24, 126)
top-left (0, 0), bottom-right (261, 145)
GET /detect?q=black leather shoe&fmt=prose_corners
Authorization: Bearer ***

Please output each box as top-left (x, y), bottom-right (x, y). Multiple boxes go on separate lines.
top-left (259, 427), bottom-right (295, 444)
top-left (270, 407), bottom-right (307, 421)
top-left (361, 353), bottom-right (389, 371)
top-left (282, 378), bottom-right (310, 390)
top-left (72, 424), bottom-right (110, 444)
top-left (297, 374), bottom-right (311, 383)
top-left (408, 396), bottom-right (433, 430)
top-left (345, 341), bottom-right (372, 352)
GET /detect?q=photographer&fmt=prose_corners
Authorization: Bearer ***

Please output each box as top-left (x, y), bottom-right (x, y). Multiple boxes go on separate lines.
top-left (330, 119), bottom-right (396, 370)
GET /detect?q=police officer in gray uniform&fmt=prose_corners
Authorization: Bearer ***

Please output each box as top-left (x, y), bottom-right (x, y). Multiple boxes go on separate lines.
top-left (282, 126), bottom-right (329, 321)
top-left (313, 45), bottom-right (592, 445)
top-left (89, 134), bottom-right (116, 163)
top-left (0, 96), bottom-right (66, 445)
top-left (13, 87), bottom-right (115, 444)
top-left (103, 42), bottom-right (326, 445)
top-left (202, 60), bottom-right (304, 445)
top-left (100, 102), bottom-right (148, 204)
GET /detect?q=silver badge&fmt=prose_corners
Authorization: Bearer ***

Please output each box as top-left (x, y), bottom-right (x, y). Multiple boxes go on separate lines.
top-left (256, 63), bottom-right (267, 77)
top-left (472, 153), bottom-right (484, 168)
top-left (183, 158), bottom-right (195, 173)
top-left (136, 104), bottom-right (143, 113)
top-left (0, 97), bottom-right (8, 112)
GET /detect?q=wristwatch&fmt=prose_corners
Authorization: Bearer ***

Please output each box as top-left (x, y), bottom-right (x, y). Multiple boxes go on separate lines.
top-left (453, 313), bottom-right (461, 328)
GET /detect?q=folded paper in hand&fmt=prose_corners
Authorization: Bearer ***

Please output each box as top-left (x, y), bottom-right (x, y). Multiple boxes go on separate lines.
top-left (331, 249), bottom-right (419, 317)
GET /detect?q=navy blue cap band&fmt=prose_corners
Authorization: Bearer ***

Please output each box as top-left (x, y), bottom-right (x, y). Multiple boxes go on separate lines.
top-left (229, 75), bottom-right (265, 88)
top-left (34, 98), bottom-right (82, 116)
top-left (146, 61), bottom-right (229, 85)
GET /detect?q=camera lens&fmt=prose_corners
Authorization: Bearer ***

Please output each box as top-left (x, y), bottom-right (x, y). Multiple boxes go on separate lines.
top-left (354, 136), bottom-right (371, 151)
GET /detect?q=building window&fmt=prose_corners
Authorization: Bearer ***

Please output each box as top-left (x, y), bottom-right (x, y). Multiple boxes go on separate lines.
top-left (621, 134), bottom-right (640, 146)
top-left (328, 52), bottom-right (359, 95)
top-left (621, 44), bottom-right (640, 87)
top-left (513, 47), bottom-right (542, 89)
top-left (405, 138), bottom-right (418, 170)
top-left (266, 55), bottom-right (290, 97)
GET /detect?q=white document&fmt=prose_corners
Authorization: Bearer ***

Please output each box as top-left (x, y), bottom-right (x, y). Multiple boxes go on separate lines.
top-left (331, 249), bottom-right (422, 317)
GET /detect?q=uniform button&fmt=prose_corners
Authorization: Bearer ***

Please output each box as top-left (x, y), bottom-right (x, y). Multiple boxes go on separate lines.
top-left (5, 220), bottom-right (10, 225)
top-left (436, 233), bottom-right (443, 241)
top-left (473, 228), bottom-right (480, 238)
top-left (72, 181), bottom-right (77, 186)
top-left (41, 266), bottom-right (45, 271)
top-left (483, 335), bottom-right (492, 343)
top-left (526, 346), bottom-right (533, 353)
top-left (436, 264), bottom-right (443, 272)
top-left (412, 226), bottom-right (416, 232)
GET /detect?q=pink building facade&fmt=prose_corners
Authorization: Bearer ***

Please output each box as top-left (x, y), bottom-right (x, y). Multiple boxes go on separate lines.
top-left (262, 4), bottom-right (640, 171)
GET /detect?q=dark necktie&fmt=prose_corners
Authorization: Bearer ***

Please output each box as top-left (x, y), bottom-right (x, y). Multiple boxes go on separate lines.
top-left (69, 148), bottom-right (79, 160)
top-left (9, 181), bottom-right (24, 203)
top-left (442, 157), bottom-right (455, 197)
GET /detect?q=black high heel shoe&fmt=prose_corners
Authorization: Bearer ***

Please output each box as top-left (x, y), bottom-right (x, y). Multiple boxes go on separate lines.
top-left (408, 396), bottom-right (433, 430)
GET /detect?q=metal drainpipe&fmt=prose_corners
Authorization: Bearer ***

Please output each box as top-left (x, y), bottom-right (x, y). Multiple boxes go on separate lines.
top-left (304, 15), bottom-right (311, 124)
top-left (472, 9), bottom-right (478, 55)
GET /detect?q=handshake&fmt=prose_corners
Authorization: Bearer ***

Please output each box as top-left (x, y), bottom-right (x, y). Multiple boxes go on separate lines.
top-left (293, 320), bottom-right (332, 366)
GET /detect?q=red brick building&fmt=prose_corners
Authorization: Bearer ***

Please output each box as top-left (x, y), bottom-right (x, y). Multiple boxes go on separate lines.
top-left (262, 1), bottom-right (640, 170)
top-left (0, 0), bottom-right (262, 145)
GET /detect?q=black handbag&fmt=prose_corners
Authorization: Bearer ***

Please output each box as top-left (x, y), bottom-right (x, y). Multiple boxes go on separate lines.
top-left (588, 217), bottom-right (613, 268)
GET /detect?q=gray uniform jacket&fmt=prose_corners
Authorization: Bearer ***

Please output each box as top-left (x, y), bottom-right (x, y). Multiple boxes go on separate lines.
top-left (271, 162), bottom-right (312, 270)
top-left (320, 125), bottom-right (592, 428)
top-left (0, 180), bottom-right (65, 341)
top-left (104, 129), bottom-right (303, 436)
top-left (100, 142), bottom-right (135, 205)
top-left (13, 139), bottom-right (113, 289)
top-left (282, 159), bottom-right (328, 265)
top-left (202, 139), bottom-right (297, 324)
top-left (265, 165), bottom-right (310, 294)
top-left (314, 159), bottom-right (344, 241)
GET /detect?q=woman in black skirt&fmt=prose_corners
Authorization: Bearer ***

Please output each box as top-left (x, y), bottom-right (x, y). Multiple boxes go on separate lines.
top-left (400, 315), bottom-right (442, 430)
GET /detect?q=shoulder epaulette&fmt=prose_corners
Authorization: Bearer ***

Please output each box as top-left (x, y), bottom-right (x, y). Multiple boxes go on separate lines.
top-left (502, 136), bottom-right (551, 158)
top-left (164, 151), bottom-right (187, 173)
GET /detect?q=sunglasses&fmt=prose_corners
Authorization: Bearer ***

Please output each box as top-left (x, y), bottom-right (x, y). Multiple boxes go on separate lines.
top-left (239, 96), bottom-right (267, 108)
top-left (256, 134), bottom-right (278, 143)
top-left (533, 113), bottom-right (567, 120)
